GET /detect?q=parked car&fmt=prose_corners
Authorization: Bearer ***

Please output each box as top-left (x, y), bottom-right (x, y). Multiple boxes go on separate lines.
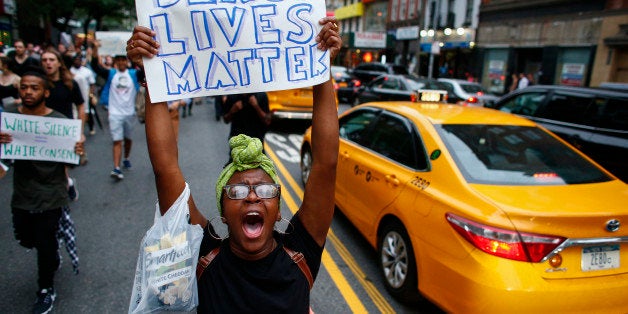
top-left (487, 85), bottom-right (628, 182)
top-left (332, 65), bottom-right (361, 104)
top-left (353, 74), bottom-right (449, 106)
top-left (437, 78), bottom-right (499, 107)
top-left (300, 100), bottom-right (628, 312)
top-left (350, 62), bottom-right (409, 84)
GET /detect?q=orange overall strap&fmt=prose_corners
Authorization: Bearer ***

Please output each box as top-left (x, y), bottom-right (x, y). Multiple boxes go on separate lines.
top-left (196, 247), bottom-right (220, 280)
top-left (283, 246), bottom-right (314, 290)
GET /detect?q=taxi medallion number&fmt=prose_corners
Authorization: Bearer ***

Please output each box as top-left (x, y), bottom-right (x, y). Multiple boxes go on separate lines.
top-left (581, 245), bottom-right (620, 271)
top-left (416, 89), bottom-right (447, 103)
top-left (420, 91), bottom-right (443, 102)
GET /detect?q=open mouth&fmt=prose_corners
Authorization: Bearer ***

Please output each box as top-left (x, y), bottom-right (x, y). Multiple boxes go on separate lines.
top-left (242, 212), bottom-right (264, 239)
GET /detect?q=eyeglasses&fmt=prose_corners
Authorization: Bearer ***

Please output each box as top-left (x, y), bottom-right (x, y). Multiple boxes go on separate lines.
top-left (223, 183), bottom-right (280, 200)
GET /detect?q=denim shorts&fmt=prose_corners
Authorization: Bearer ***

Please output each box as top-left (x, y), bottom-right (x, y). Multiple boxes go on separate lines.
top-left (109, 114), bottom-right (135, 141)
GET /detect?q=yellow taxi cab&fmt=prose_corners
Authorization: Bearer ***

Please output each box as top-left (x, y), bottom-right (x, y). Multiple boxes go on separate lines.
top-left (267, 80), bottom-right (338, 120)
top-left (300, 95), bottom-right (628, 312)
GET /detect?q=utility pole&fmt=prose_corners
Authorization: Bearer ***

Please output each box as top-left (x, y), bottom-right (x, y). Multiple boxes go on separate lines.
top-left (427, 0), bottom-right (439, 79)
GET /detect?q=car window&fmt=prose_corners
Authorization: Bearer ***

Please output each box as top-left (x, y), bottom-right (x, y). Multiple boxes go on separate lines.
top-left (436, 124), bottom-right (611, 185)
top-left (339, 109), bottom-right (380, 147)
top-left (391, 65), bottom-right (409, 75)
top-left (499, 92), bottom-right (546, 116)
top-left (460, 83), bottom-right (483, 94)
top-left (370, 77), bottom-right (386, 88)
top-left (381, 77), bottom-right (401, 90)
top-left (537, 93), bottom-right (596, 124)
top-left (405, 78), bottom-right (426, 90)
top-left (599, 98), bottom-right (628, 131)
top-left (366, 112), bottom-right (426, 169)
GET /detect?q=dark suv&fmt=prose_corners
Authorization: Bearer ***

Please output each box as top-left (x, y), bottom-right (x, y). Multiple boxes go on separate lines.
top-left (487, 85), bottom-right (628, 182)
top-left (350, 62), bottom-right (409, 84)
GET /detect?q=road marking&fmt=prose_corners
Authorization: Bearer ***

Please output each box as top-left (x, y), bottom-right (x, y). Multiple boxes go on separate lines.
top-left (266, 142), bottom-right (394, 314)
top-left (266, 133), bottom-right (301, 163)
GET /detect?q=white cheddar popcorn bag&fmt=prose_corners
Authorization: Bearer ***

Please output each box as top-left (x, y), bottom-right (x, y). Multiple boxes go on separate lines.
top-left (129, 183), bottom-right (203, 313)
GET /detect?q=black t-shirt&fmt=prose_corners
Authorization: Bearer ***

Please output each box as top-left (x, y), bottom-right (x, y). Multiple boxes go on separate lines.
top-left (222, 92), bottom-right (269, 141)
top-left (197, 214), bottom-right (323, 313)
top-left (10, 56), bottom-right (40, 77)
top-left (7, 109), bottom-right (70, 212)
top-left (46, 80), bottom-right (84, 118)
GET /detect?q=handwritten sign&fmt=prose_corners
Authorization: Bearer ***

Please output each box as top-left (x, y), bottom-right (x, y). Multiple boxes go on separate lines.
top-left (135, 0), bottom-right (330, 102)
top-left (1, 113), bottom-right (81, 164)
top-left (96, 31), bottom-right (133, 56)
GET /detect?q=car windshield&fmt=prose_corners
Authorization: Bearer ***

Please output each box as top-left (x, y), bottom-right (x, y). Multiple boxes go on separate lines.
top-left (404, 77), bottom-right (426, 90)
top-left (460, 83), bottom-right (485, 94)
top-left (435, 124), bottom-right (612, 185)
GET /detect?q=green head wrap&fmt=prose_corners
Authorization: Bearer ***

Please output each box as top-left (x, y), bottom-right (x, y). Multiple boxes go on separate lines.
top-left (215, 134), bottom-right (279, 215)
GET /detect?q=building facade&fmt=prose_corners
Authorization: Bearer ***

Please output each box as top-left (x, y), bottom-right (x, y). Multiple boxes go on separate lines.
top-left (0, 0), bottom-right (15, 48)
top-left (333, 0), bottom-right (482, 79)
top-left (477, 0), bottom-right (628, 94)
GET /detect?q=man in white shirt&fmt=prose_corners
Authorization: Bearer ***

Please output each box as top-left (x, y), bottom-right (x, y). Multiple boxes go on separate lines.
top-left (91, 44), bottom-right (141, 180)
top-left (69, 54), bottom-right (96, 135)
top-left (517, 73), bottom-right (530, 89)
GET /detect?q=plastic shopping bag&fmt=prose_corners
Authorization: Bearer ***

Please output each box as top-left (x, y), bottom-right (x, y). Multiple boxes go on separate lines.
top-left (129, 183), bottom-right (203, 313)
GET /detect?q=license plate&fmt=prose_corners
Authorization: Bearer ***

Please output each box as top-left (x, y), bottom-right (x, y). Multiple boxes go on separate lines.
top-left (581, 245), bottom-right (620, 271)
top-left (339, 82), bottom-right (348, 87)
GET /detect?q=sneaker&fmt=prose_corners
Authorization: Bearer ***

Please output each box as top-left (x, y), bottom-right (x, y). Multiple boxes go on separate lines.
top-left (123, 159), bottom-right (132, 170)
top-left (68, 177), bottom-right (79, 201)
top-left (89, 129), bottom-right (96, 135)
top-left (33, 288), bottom-right (56, 314)
top-left (110, 168), bottom-right (124, 180)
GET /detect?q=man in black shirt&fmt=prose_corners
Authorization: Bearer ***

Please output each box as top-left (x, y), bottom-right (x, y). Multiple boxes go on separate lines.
top-left (9, 39), bottom-right (40, 76)
top-left (0, 68), bottom-right (85, 314)
top-left (222, 92), bottom-right (271, 143)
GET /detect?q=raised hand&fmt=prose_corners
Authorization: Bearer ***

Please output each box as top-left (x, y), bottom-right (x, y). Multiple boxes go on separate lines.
top-left (126, 26), bottom-right (160, 69)
top-left (316, 17), bottom-right (342, 61)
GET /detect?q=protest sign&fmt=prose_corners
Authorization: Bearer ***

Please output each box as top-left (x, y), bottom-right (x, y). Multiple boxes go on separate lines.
top-left (1, 113), bottom-right (82, 165)
top-left (135, 0), bottom-right (330, 102)
top-left (96, 31), bottom-right (133, 56)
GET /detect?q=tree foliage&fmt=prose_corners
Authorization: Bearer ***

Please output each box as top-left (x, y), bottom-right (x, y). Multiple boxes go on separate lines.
top-left (15, 0), bottom-right (136, 44)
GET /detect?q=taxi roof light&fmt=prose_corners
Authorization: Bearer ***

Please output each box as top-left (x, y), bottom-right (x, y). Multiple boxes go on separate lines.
top-left (446, 213), bottom-right (565, 262)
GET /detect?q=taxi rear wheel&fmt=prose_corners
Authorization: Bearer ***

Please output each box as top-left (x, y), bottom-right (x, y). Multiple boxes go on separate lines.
top-left (378, 221), bottom-right (421, 304)
top-left (300, 146), bottom-right (312, 186)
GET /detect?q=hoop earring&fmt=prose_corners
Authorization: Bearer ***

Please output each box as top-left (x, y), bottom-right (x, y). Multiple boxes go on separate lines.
top-left (274, 217), bottom-right (294, 235)
top-left (207, 216), bottom-right (229, 240)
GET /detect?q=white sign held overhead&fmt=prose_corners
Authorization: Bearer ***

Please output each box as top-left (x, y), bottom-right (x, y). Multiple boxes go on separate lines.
top-left (96, 31), bottom-right (133, 56)
top-left (134, 0), bottom-right (330, 102)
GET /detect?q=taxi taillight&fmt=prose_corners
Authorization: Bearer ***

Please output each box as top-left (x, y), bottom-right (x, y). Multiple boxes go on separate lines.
top-left (466, 96), bottom-right (478, 104)
top-left (411, 92), bottom-right (417, 102)
top-left (446, 213), bottom-right (565, 262)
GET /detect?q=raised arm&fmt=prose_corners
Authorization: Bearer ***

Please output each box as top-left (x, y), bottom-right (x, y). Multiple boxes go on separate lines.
top-left (89, 42), bottom-right (110, 79)
top-left (298, 17), bottom-right (341, 246)
top-left (127, 26), bottom-right (206, 225)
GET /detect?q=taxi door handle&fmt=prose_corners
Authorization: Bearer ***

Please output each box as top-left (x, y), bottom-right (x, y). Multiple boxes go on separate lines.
top-left (385, 174), bottom-right (399, 186)
top-left (341, 151), bottom-right (350, 160)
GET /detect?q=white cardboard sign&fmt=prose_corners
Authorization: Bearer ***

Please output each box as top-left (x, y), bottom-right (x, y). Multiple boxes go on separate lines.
top-left (96, 31), bottom-right (133, 56)
top-left (1, 113), bottom-right (81, 164)
top-left (135, 0), bottom-right (330, 102)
